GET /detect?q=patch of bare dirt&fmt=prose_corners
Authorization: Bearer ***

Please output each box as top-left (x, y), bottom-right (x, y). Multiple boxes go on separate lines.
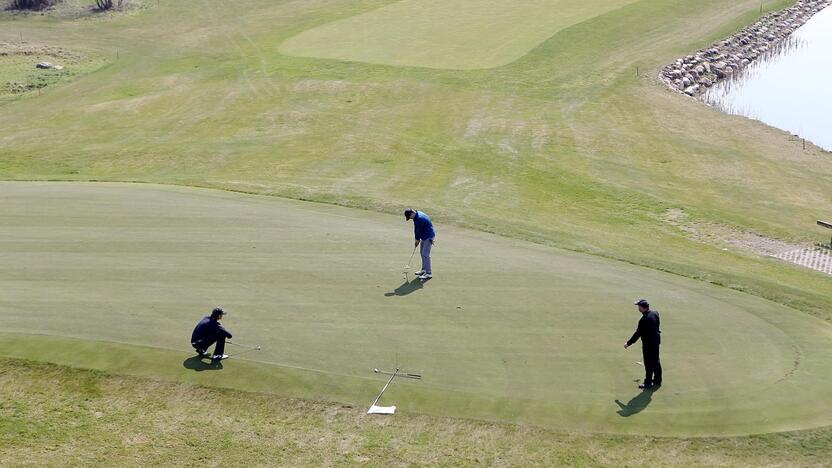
top-left (661, 208), bottom-right (801, 256)
top-left (0, 41), bottom-right (81, 60)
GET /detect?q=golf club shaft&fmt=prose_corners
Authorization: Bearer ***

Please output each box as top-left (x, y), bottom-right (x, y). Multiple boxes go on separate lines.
top-left (375, 370), bottom-right (421, 379)
top-left (227, 348), bottom-right (258, 358)
top-left (228, 341), bottom-right (260, 350)
top-left (406, 245), bottom-right (417, 268)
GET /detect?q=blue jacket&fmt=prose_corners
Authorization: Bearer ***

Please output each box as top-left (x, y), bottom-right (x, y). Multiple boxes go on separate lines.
top-left (413, 211), bottom-right (436, 240)
top-left (191, 316), bottom-right (232, 344)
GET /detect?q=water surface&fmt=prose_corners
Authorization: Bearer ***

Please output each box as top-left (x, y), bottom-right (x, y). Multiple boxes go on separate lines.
top-left (703, 6), bottom-right (832, 151)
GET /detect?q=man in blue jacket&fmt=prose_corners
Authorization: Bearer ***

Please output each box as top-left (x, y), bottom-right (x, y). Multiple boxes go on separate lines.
top-left (405, 208), bottom-right (435, 280)
top-left (624, 299), bottom-right (662, 389)
top-left (191, 307), bottom-right (233, 361)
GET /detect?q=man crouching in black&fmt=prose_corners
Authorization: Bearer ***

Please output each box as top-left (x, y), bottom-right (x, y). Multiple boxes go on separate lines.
top-left (191, 307), bottom-right (232, 361)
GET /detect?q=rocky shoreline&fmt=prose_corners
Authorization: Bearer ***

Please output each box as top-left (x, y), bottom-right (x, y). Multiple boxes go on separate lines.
top-left (660, 0), bottom-right (832, 97)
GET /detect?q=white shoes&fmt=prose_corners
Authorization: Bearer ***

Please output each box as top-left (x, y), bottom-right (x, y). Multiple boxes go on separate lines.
top-left (211, 354), bottom-right (229, 361)
top-left (418, 273), bottom-right (432, 280)
top-left (413, 270), bottom-right (425, 276)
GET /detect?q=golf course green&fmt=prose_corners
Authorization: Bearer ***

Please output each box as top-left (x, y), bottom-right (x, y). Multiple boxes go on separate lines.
top-left (2, 182), bottom-right (831, 436)
top-left (279, 0), bottom-right (640, 69)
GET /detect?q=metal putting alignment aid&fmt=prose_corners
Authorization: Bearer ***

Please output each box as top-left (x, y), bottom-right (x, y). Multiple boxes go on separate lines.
top-left (367, 367), bottom-right (422, 415)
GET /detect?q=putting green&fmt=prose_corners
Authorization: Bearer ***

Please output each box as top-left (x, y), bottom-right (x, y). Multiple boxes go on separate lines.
top-left (279, 0), bottom-right (639, 69)
top-left (2, 182), bottom-right (832, 435)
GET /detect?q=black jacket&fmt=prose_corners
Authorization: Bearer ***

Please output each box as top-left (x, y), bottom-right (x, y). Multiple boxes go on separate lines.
top-left (627, 310), bottom-right (661, 347)
top-left (191, 316), bottom-right (232, 344)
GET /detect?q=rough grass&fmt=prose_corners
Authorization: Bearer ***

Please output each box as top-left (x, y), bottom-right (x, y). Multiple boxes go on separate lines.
top-left (0, 41), bottom-right (104, 99)
top-left (2, 358), bottom-right (832, 466)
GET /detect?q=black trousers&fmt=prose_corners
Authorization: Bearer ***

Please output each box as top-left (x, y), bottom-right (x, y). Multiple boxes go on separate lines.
top-left (192, 335), bottom-right (226, 356)
top-left (642, 345), bottom-right (662, 385)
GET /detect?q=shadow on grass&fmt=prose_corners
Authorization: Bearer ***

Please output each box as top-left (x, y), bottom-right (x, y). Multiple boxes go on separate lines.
top-left (183, 355), bottom-right (224, 371)
top-left (384, 277), bottom-right (424, 297)
top-left (614, 387), bottom-right (658, 417)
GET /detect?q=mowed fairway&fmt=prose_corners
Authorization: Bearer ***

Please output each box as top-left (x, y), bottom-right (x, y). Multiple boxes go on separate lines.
top-left (2, 182), bottom-right (832, 436)
top-left (279, 0), bottom-right (639, 69)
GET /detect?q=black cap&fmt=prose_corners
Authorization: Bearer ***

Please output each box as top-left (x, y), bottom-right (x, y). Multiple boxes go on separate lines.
top-left (210, 307), bottom-right (225, 319)
top-left (404, 208), bottom-right (414, 220)
top-left (634, 299), bottom-right (649, 307)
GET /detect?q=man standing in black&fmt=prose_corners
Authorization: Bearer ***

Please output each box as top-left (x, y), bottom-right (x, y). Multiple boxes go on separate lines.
top-left (624, 299), bottom-right (662, 389)
top-left (191, 307), bottom-right (232, 361)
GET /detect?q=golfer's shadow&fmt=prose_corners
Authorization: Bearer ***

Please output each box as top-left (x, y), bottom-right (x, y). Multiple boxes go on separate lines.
top-left (384, 277), bottom-right (424, 297)
top-left (615, 387), bottom-right (657, 417)
top-left (182, 355), bottom-right (223, 371)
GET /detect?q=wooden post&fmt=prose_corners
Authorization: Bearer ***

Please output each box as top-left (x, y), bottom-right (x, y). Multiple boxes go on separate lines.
top-left (818, 220), bottom-right (832, 247)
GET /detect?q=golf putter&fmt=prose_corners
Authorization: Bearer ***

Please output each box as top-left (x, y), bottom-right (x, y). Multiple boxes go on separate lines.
top-left (403, 245), bottom-right (417, 280)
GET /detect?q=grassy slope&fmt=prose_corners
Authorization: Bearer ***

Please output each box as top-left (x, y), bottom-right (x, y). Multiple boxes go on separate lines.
top-left (2, 358), bottom-right (832, 466)
top-left (0, 0), bottom-right (829, 323)
top-left (4, 182), bottom-right (832, 435)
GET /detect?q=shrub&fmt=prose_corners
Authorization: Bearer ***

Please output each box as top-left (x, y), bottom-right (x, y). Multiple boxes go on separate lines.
top-left (94, 0), bottom-right (125, 10)
top-left (9, 0), bottom-right (61, 10)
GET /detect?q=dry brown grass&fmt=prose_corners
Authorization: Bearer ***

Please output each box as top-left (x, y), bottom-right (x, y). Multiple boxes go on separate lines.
top-left (2, 358), bottom-right (831, 466)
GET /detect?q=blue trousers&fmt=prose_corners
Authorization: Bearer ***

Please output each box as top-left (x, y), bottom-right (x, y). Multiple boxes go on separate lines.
top-left (420, 238), bottom-right (434, 274)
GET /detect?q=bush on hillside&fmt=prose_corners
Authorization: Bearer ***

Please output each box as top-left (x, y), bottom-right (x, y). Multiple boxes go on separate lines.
top-left (9, 0), bottom-right (61, 10)
top-left (94, 0), bottom-right (125, 10)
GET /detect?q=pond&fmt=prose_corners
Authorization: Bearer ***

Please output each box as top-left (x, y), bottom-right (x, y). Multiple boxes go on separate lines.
top-left (703, 5), bottom-right (832, 151)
